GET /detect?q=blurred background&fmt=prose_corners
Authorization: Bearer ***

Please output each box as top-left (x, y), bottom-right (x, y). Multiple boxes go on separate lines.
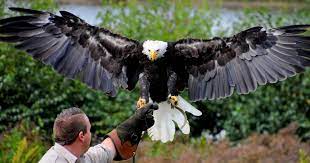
top-left (0, 0), bottom-right (309, 162)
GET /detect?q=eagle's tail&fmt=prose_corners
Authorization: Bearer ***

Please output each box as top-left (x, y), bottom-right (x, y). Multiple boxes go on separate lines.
top-left (147, 96), bottom-right (202, 143)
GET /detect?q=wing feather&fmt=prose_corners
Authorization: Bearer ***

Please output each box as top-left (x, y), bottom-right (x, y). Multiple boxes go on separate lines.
top-left (172, 25), bottom-right (310, 101)
top-left (0, 8), bottom-right (143, 95)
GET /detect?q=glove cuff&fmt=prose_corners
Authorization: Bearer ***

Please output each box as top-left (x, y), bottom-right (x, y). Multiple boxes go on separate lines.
top-left (106, 129), bottom-right (138, 161)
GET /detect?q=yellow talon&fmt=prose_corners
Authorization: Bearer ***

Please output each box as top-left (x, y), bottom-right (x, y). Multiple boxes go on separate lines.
top-left (136, 98), bottom-right (147, 109)
top-left (168, 95), bottom-right (178, 106)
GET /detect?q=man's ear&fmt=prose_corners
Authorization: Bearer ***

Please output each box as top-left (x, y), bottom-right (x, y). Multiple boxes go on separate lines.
top-left (77, 131), bottom-right (85, 142)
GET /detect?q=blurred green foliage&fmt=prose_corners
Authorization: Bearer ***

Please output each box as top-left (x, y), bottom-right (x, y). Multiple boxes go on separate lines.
top-left (0, 121), bottom-right (47, 163)
top-left (0, 0), bottom-right (309, 143)
top-left (299, 149), bottom-right (310, 163)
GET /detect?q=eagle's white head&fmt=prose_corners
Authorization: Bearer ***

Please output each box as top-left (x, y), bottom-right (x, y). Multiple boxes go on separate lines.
top-left (142, 40), bottom-right (168, 62)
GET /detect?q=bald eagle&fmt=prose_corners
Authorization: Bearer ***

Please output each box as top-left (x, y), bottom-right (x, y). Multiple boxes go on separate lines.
top-left (1, 8), bottom-right (309, 143)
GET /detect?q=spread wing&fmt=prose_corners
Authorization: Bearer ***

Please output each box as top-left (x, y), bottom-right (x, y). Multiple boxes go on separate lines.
top-left (0, 8), bottom-right (143, 96)
top-left (172, 25), bottom-right (310, 101)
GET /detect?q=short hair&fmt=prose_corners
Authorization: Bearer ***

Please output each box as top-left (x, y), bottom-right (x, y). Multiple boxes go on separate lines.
top-left (53, 107), bottom-right (87, 145)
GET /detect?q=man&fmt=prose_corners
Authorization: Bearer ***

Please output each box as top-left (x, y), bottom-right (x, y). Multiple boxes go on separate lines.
top-left (39, 104), bottom-right (158, 163)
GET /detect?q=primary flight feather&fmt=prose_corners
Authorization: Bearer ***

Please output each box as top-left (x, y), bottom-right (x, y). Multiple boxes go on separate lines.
top-left (1, 7), bottom-right (309, 143)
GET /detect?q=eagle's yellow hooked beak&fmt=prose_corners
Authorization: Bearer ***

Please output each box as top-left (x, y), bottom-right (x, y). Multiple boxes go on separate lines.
top-left (150, 50), bottom-right (157, 62)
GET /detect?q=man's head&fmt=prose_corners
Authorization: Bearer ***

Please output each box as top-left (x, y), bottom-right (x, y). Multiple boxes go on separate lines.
top-left (53, 107), bottom-right (91, 153)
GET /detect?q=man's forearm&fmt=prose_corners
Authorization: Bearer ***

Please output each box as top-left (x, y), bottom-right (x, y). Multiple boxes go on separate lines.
top-left (101, 137), bottom-right (116, 158)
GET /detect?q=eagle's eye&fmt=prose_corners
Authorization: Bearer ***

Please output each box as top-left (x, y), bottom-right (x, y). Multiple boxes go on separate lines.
top-left (156, 49), bottom-right (159, 52)
top-left (148, 49), bottom-right (151, 52)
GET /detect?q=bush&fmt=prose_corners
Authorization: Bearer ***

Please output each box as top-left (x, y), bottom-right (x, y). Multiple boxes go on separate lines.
top-left (0, 0), bottom-right (309, 142)
top-left (0, 121), bottom-right (47, 163)
top-left (136, 123), bottom-right (310, 163)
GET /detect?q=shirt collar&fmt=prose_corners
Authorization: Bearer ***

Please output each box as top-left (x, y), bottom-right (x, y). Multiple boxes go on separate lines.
top-left (54, 143), bottom-right (78, 163)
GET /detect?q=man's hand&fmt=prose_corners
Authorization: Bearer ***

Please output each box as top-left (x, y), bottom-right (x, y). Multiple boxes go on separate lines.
top-left (105, 103), bottom-right (158, 160)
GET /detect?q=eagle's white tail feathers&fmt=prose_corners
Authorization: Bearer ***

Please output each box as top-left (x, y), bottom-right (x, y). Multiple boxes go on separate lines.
top-left (148, 102), bottom-right (175, 143)
top-left (147, 96), bottom-right (202, 143)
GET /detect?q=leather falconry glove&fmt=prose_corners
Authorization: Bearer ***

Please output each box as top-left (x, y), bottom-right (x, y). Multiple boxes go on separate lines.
top-left (106, 103), bottom-right (158, 160)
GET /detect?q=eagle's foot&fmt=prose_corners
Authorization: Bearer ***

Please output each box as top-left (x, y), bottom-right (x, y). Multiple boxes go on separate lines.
top-left (136, 98), bottom-right (147, 109)
top-left (168, 95), bottom-right (178, 106)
